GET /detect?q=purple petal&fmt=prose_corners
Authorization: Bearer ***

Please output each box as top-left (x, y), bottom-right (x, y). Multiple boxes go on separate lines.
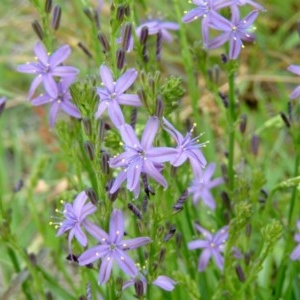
top-left (212, 248), bottom-right (224, 270)
top-left (83, 220), bottom-right (110, 242)
top-left (182, 7), bottom-right (205, 23)
top-left (198, 248), bottom-right (211, 271)
top-left (143, 160), bottom-right (167, 188)
top-left (161, 29), bottom-right (173, 43)
top-left (49, 101), bottom-right (60, 127)
top-left (107, 100), bottom-right (125, 127)
top-left (171, 152), bottom-right (188, 167)
top-left (43, 74), bottom-right (58, 98)
top-left (80, 202), bottom-right (97, 220)
top-left (78, 245), bottom-right (109, 265)
top-left (109, 209), bottom-right (124, 244)
top-left (291, 244), bottom-right (300, 260)
top-left (121, 237), bottom-right (151, 250)
top-left (146, 147), bottom-right (178, 163)
top-left (61, 101), bottom-right (81, 118)
top-left (95, 101), bottom-right (108, 119)
top-left (73, 191), bottom-right (88, 215)
top-left (34, 42), bottom-right (49, 65)
top-left (239, 10), bottom-right (259, 29)
top-left (209, 177), bottom-right (224, 188)
top-left (74, 224), bottom-right (87, 246)
top-left (119, 124), bottom-right (141, 147)
top-left (201, 18), bottom-right (210, 47)
top-left (203, 163), bottom-right (216, 180)
top-left (287, 65), bottom-right (300, 76)
top-left (31, 93), bottom-right (51, 106)
top-left (117, 94), bottom-right (141, 106)
top-left (162, 117), bottom-right (183, 144)
top-left (141, 117), bottom-right (159, 149)
top-left (209, 12), bottom-right (232, 31)
top-left (153, 275), bottom-right (176, 291)
top-left (115, 69), bottom-right (138, 95)
top-left (188, 239), bottom-right (209, 250)
top-left (194, 223), bottom-right (213, 240)
top-left (49, 44), bottom-right (71, 66)
top-left (113, 249), bottom-right (138, 277)
top-left (214, 226), bottom-right (229, 244)
top-left (201, 190), bottom-right (216, 209)
top-left (207, 32), bottom-right (230, 49)
top-left (160, 21), bottom-right (179, 30)
top-left (17, 62), bottom-right (39, 74)
top-left (126, 159), bottom-right (143, 191)
top-left (28, 75), bottom-right (43, 98)
top-left (100, 65), bottom-right (114, 93)
top-left (229, 35), bottom-right (243, 59)
top-left (98, 254), bottom-right (114, 284)
top-left (52, 66), bottom-right (79, 77)
top-left (109, 171), bottom-right (127, 194)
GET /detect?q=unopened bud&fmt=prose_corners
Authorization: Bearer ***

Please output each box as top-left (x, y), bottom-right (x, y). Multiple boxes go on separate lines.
top-left (235, 264), bottom-right (246, 282)
top-left (86, 282), bottom-right (92, 300)
top-left (0, 97), bottom-right (6, 117)
top-left (207, 64), bottom-right (220, 84)
top-left (78, 42), bottom-right (93, 58)
top-left (156, 31), bottom-right (163, 61)
top-left (173, 189), bottom-right (189, 211)
top-left (221, 191), bottom-right (231, 211)
top-left (155, 95), bottom-right (164, 118)
top-left (45, 0), bottom-right (52, 14)
top-left (219, 92), bottom-right (228, 108)
top-left (137, 89), bottom-right (146, 106)
top-left (221, 53), bottom-right (228, 64)
top-left (239, 114), bottom-right (247, 134)
top-left (98, 33), bottom-right (110, 53)
top-left (128, 203), bottom-right (142, 219)
top-left (84, 141), bottom-right (95, 160)
top-left (83, 7), bottom-right (94, 21)
top-left (82, 117), bottom-right (92, 136)
top-left (176, 232), bottom-right (182, 248)
top-left (85, 187), bottom-right (98, 205)
top-left (94, 10), bottom-right (100, 28)
top-left (130, 107), bottom-right (138, 130)
top-left (122, 23), bottom-right (132, 51)
top-left (251, 134), bottom-right (259, 156)
top-left (116, 277), bottom-right (123, 292)
top-left (134, 279), bottom-right (144, 297)
top-left (288, 101), bottom-right (293, 121)
top-left (158, 247), bottom-right (166, 263)
top-left (280, 111), bottom-right (290, 128)
top-left (98, 119), bottom-right (106, 141)
top-left (101, 151), bottom-right (110, 175)
top-left (163, 225), bottom-right (176, 241)
top-left (139, 26), bottom-right (149, 45)
top-left (142, 195), bottom-right (148, 212)
top-left (116, 48), bottom-right (125, 70)
top-left (29, 253), bottom-right (37, 266)
top-left (13, 179), bottom-right (24, 193)
top-left (46, 292), bottom-right (54, 300)
top-left (116, 5), bottom-right (125, 22)
top-left (124, 5), bottom-right (130, 17)
top-left (52, 5), bottom-right (62, 30)
top-left (32, 20), bottom-right (44, 40)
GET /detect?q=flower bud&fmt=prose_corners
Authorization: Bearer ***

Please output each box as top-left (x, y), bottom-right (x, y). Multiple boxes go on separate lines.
top-left (85, 187), bottom-right (98, 205)
top-left (239, 114), bottom-right (247, 134)
top-left (122, 23), bottom-right (132, 51)
top-left (32, 20), bottom-right (44, 40)
top-left (116, 48), bottom-right (125, 70)
top-left (98, 33), bottom-right (110, 53)
top-left (52, 5), bottom-right (62, 31)
top-left (84, 141), bottom-right (95, 160)
top-left (128, 203), bottom-right (142, 219)
top-left (45, 0), bottom-right (52, 14)
top-left (78, 42), bottom-right (93, 58)
top-left (82, 117), bottom-right (92, 136)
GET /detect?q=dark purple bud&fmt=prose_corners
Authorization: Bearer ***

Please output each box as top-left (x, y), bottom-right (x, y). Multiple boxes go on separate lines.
top-left (280, 112), bottom-right (290, 128)
top-left (122, 23), bottom-right (132, 51)
top-left (219, 92), bottom-right (228, 108)
top-left (86, 282), bottom-right (92, 300)
top-left (85, 187), bottom-right (98, 205)
top-left (98, 119), bottom-right (106, 141)
top-left (98, 33), bottom-right (110, 53)
top-left (107, 179), bottom-right (119, 202)
top-left (221, 53), bottom-right (228, 63)
top-left (29, 253), bottom-right (37, 266)
top-left (84, 141), bottom-right (95, 160)
top-left (176, 232), bottom-right (182, 248)
top-left (130, 107), bottom-right (138, 130)
top-left (245, 223), bottom-right (251, 237)
top-left (78, 42), bottom-right (93, 58)
top-left (221, 191), bottom-right (231, 211)
top-left (260, 188), bottom-right (268, 198)
top-left (239, 114), bottom-right (247, 134)
top-left (52, 5), bottom-right (62, 30)
top-left (155, 95), bottom-right (164, 118)
top-left (45, 0), bottom-right (52, 13)
top-left (158, 247), bottom-right (166, 263)
top-left (173, 189), bottom-right (189, 211)
top-left (82, 117), bottom-right (92, 136)
top-left (152, 261), bottom-right (158, 272)
top-left (94, 10), bottom-right (100, 29)
top-left (223, 210), bottom-right (230, 224)
top-left (32, 20), bottom-right (44, 40)
top-left (116, 5), bottom-right (125, 22)
top-left (116, 48), bottom-right (125, 70)
top-left (235, 264), bottom-right (246, 282)
top-left (137, 89), bottom-right (146, 107)
top-left (0, 98), bottom-right (5, 117)
top-left (163, 225), bottom-right (176, 241)
top-left (156, 30), bottom-right (163, 61)
top-left (13, 179), bottom-right (24, 193)
top-left (78, 296), bottom-right (86, 300)
top-left (128, 203), bottom-right (142, 219)
top-left (124, 5), bottom-right (130, 17)
top-left (134, 279), bottom-right (144, 297)
top-left (101, 151), bottom-right (110, 175)
top-left (141, 173), bottom-right (155, 197)
top-left (66, 253), bottom-right (79, 263)
top-left (251, 134), bottom-right (259, 156)
top-left (83, 7), bottom-right (94, 21)
top-left (142, 195), bottom-right (148, 212)
top-left (139, 26), bottom-right (149, 45)
top-left (46, 292), bottom-right (53, 300)
top-left (244, 251), bottom-right (251, 265)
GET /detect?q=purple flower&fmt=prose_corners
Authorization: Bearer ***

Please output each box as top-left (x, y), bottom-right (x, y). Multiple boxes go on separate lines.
top-left (95, 65), bottom-right (141, 127)
top-left (290, 221), bottom-right (300, 260)
top-left (56, 191), bottom-right (97, 252)
top-left (78, 209), bottom-right (151, 284)
top-left (119, 20), bottom-right (179, 52)
top-left (17, 42), bottom-right (79, 98)
top-left (123, 274), bottom-right (176, 293)
top-left (182, 0), bottom-right (235, 46)
top-left (233, 0), bottom-right (265, 11)
top-left (188, 163), bottom-right (224, 209)
top-left (188, 224), bottom-right (228, 271)
top-left (287, 65), bottom-right (300, 99)
top-left (109, 117), bottom-right (177, 198)
top-left (162, 117), bottom-right (207, 176)
top-left (208, 9), bottom-right (259, 59)
top-left (31, 77), bottom-right (81, 127)
top-left (0, 97), bottom-right (6, 117)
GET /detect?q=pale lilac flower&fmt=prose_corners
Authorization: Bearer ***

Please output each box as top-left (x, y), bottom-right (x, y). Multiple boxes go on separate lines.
top-left (78, 209), bottom-right (151, 285)
top-left (56, 191), bottom-right (97, 252)
top-left (208, 9), bottom-right (259, 59)
top-left (17, 42), bottom-right (79, 98)
top-left (123, 274), bottom-right (176, 293)
top-left (290, 221), bottom-right (300, 260)
top-left (287, 65), bottom-right (300, 99)
top-left (31, 77), bottom-right (81, 127)
top-left (233, 0), bottom-right (265, 11)
top-left (182, 0), bottom-right (235, 46)
top-left (109, 117), bottom-right (177, 198)
top-left (162, 117), bottom-right (207, 176)
top-left (188, 163), bottom-right (224, 209)
top-left (188, 224), bottom-right (228, 271)
top-left (118, 20), bottom-right (179, 52)
top-left (95, 65), bottom-right (141, 127)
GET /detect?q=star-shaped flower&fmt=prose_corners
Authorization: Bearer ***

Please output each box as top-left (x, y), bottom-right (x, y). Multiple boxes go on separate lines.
top-left (287, 65), bottom-right (300, 99)
top-left (31, 76), bottom-right (81, 127)
top-left (162, 117), bottom-right (207, 176)
top-left (109, 117), bottom-right (177, 198)
top-left (95, 65), bottom-right (141, 127)
top-left (78, 209), bottom-right (151, 285)
top-left (188, 223), bottom-right (228, 271)
top-left (208, 9), bottom-right (259, 59)
top-left (290, 221), bottom-right (300, 260)
top-left (56, 191), bottom-right (97, 252)
top-left (17, 42), bottom-right (79, 98)
top-left (188, 163), bottom-right (224, 209)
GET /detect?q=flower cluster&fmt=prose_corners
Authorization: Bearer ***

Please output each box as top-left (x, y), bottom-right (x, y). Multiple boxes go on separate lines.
top-left (17, 42), bottom-right (80, 126)
top-left (182, 0), bottom-right (264, 59)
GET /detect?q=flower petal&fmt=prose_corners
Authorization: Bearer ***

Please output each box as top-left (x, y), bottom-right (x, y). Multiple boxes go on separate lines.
top-left (182, 7), bottom-right (205, 23)
top-left (143, 160), bottom-right (167, 188)
top-left (121, 237), bottom-right (151, 250)
top-left (49, 101), bottom-right (60, 127)
top-left (78, 245), bottom-right (109, 265)
top-left (43, 74), bottom-right (58, 98)
top-left (113, 249), bottom-right (138, 277)
top-left (109, 209), bottom-right (124, 244)
top-left (141, 117), bottom-right (159, 149)
top-left (100, 65), bottom-right (114, 93)
top-left (49, 44), bottom-right (71, 66)
top-left (34, 42), bottom-right (49, 65)
top-left (117, 94), bottom-right (141, 106)
top-left (198, 248), bottom-right (211, 271)
top-left (153, 275), bottom-right (176, 291)
top-left (28, 75), bottom-right (43, 98)
top-left (98, 254), bottom-right (114, 284)
top-left (119, 124), bottom-right (141, 147)
top-left (31, 93), bottom-right (51, 106)
top-left (17, 62), bottom-right (39, 74)
top-left (74, 224), bottom-right (87, 246)
top-left (115, 69), bottom-right (138, 95)
top-left (52, 66), bottom-right (79, 77)
top-left (95, 101), bottom-right (108, 119)
top-left (188, 239), bottom-right (209, 250)
top-left (83, 220), bottom-right (110, 242)
top-left (107, 100), bottom-right (125, 127)
top-left (61, 101), bottom-right (81, 118)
